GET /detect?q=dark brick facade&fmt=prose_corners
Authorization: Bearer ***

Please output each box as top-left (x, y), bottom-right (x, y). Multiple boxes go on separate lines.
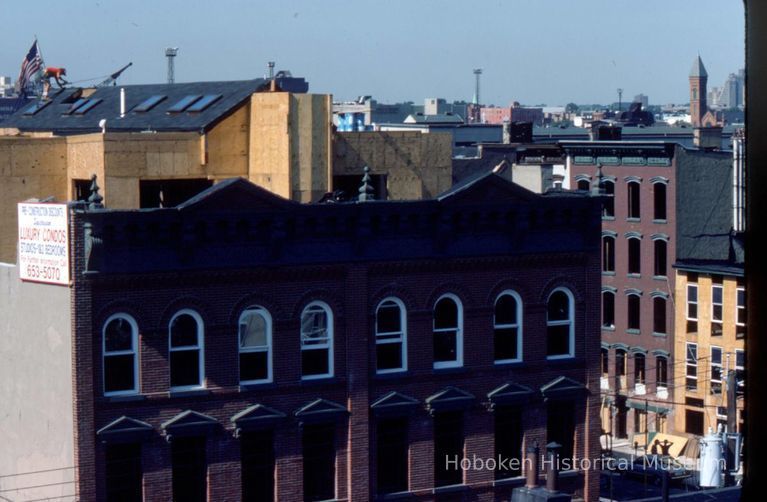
top-left (69, 175), bottom-right (603, 501)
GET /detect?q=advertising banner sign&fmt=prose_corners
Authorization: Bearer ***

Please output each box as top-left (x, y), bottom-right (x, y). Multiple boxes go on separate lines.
top-left (17, 203), bottom-right (70, 285)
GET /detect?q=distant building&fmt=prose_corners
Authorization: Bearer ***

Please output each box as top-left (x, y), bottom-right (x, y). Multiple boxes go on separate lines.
top-left (480, 102), bottom-right (544, 126)
top-left (689, 55), bottom-right (708, 127)
top-left (633, 94), bottom-right (649, 108)
top-left (332, 97), bottom-right (419, 128)
top-left (0, 76), bottom-right (13, 97)
top-left (424, 97), bottom-right (469, 118)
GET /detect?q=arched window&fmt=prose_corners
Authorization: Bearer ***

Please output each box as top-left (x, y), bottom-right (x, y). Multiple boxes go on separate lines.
top-left (656, 356), bottom-right (668, 388)
top-left (602, 291), bottom-right (615, 329)
top-left (653, 297), bottom-right (667, 335)
top-left (627, 294), bottom-right (641, 331)
top-left (602, 235), bottom-right (615, 273)
top-left (169, 310), bottom-right (204, 390)
top-left (300, 302), bottom-right (333, 379)
top-left (376, 298), bottom-right (407, 373)
top-left (494, 291), bottom-right (522, 363)
top-left (239, 307), bottom-right (272, 384)
top-left (627, 181), bottom-right (641, 219)
top-left (628, 237), bottom-right (641, 275)
top-left (546, 288), bottom-right (574, 358)
top-left (615, 349), bottom-right (627, 376)
top-left (654, 239), bottom-right (667, 277)
top-left (577, 179), bottom-right (590, 191)
top-left (653, 182), bottom-right (667, 220)
top-left (103, 314), bottom-right (139, 395)
top-left (634, 353), bottom-right (646, 384)
top-left (603, 180), bottom-right (615, 218)
top-left (433, 294), bottom-right (463, 368)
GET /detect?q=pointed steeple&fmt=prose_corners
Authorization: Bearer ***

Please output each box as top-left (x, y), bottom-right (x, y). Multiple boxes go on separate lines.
top-left (690, 55), bottom-right (708, 78)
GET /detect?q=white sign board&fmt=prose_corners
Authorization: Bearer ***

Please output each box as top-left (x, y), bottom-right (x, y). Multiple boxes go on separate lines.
top-left (18, 203), bottom-right (70, 285)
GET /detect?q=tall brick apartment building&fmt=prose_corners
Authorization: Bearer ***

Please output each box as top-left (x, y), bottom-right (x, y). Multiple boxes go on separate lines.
top-left (563, 138), bottom-right (732, 447)
top-left (1, 174), bottom-right (603, 501)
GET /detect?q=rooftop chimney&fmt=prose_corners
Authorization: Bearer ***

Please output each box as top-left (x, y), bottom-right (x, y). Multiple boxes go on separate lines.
top-left (694, 126), bottom-right (722, 150)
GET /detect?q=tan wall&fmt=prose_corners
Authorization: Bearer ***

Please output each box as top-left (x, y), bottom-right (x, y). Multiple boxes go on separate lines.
top-left (249, 92), bottom-right (332, 202)
top-left (673, 271), bottom-right (745, 434)
top-left (333, 131), bottom-right (453, 200)
top-left (0, 137), bottom-right (69, 263)
top-left (206, 101), bottom-right (250, 178)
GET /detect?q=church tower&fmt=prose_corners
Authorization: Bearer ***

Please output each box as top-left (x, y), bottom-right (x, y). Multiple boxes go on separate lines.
top-left (690, 55), bottom-right (708, 127)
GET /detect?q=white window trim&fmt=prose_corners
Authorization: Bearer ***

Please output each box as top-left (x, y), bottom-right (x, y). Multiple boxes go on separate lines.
top-left (300, 301), bottom-right (334, 380)
top-left (711, 284), bottom-right (724, 324)
top-left (103, 313), bottom-right (140, 396)
top-left (375, 297), bottom-right (407, 374)
top-left (433, 293), bottom-right (464, 369)
top-left (238, 306), bottom-right (273, 385)
top-left (736, 286), bottom-right (746, 327)
top-left (546, 287), bottom-right (575, 360)
top-left (494, 290), bottom-right (523, 364)
top-left (686, 284), bottom-right (699, 321)
top-left (169, 309), bottom-right (205, 391)
top-left (710, 346), bottom-right (723, 391)
top-left (686, 342), bottom-right (698, 390)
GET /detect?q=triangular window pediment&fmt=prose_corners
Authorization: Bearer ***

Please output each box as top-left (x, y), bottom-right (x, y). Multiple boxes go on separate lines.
top-left (425, 386), bottom-right (475, 414)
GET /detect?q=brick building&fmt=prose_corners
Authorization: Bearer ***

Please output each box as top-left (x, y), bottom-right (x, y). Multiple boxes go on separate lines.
top-left (1, 174), bottom-right (603, 500)
top-left (563, 137), bottom-right (733, 449)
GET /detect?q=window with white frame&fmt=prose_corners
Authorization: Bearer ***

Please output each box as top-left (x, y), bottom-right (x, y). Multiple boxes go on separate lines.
top-left (433, 294), bottom-right (463, 368)
top-left (169, 310), bottom-right (205, 390)
top-left (300, 302), bottom-right (333, 379)
top-left (686, 343), bottom-right (698, 391)
top-left (736, 286), bottom-right (746, 337)
top-left (375, 298), bottom-right (407, 373)
top-left (238, 307), bottom-right (272, 384)
top-left (494, 291), bottom-right (522, 363)
top-left (687, 281), bottom-right (699, 332)
top-left (103, 314), bottom-right (139, 395)
top-left (711, 282), bottom-right (723, 335)
top-left (546, 288), bottom-right (574, 358)
top-left (710, 346), bottom-right (723, 394)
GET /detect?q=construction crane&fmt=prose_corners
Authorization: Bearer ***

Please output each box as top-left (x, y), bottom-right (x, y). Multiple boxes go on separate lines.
top-left (97, 62), bottom-right (133, 87)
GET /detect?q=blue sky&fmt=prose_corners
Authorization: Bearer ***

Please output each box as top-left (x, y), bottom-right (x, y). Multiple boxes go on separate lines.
top-left (2, 0), bottom-right (744, 106)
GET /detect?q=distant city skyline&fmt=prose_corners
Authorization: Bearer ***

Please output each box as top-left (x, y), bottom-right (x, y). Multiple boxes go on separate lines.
top-left (1, 0), bottom-right (744, 106)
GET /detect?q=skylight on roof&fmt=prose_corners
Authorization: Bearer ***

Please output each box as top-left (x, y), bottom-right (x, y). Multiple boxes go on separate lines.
top-left (133, 95), bottom-right (166, 112)
top-left (65, 98), bottom-right (89, 114)
top-left (167, 95), bottom-right (202, 113)
top-left (73, 99), bottom-right (103, 115)
top-left (22, 100), bottom-right (52, 116)
top-left (186, 94), bottom-right (222, 112)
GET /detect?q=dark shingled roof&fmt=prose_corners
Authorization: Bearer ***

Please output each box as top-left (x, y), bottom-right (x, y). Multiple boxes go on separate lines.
top-left (674, 147), bottom-right (743, 275)
top-left (3, 79), bottom-right (269, 134)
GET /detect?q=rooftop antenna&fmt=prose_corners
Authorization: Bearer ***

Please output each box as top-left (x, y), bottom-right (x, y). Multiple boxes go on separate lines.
top-left (165, 47), bottom-right (178, 84)
top-left (473, 68), bottom-right (482, 105)
top-left (268, 61), bottom-right (275, 79)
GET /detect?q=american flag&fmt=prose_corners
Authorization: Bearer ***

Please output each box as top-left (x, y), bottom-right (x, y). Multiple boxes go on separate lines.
top-left (17, 40), bottom-right (43, 94)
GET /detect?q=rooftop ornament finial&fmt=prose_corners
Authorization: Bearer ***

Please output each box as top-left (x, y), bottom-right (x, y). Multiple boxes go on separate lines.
top-left (88, 174), bottom-right (104, 210)
top-left (358, 166), bottom-right (375, 202)
top-left (592, 163), bottom-right (606, 195)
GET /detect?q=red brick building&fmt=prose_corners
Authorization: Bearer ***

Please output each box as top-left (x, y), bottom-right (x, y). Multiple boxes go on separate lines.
top-left (564, 140), bottom-right (732, 448)
top-left (14, 174), bottom-right (604, 501)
